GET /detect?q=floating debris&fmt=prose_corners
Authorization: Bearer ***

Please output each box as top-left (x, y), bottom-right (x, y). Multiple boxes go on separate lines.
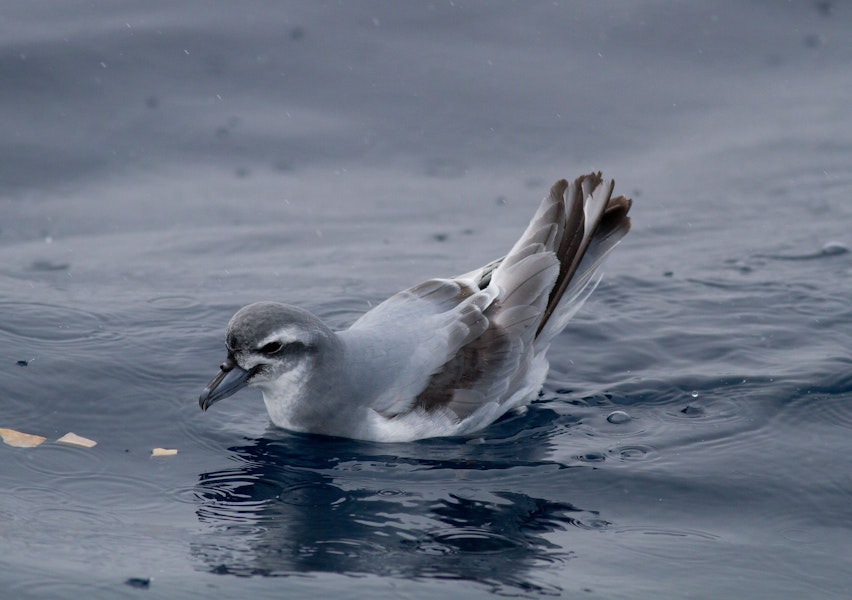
top-left (56, 432), bottom-right (97, 448)
top-left (0, 428), bottom-right (47, 448)
top-left (151, 448), bottom-right (178, 457)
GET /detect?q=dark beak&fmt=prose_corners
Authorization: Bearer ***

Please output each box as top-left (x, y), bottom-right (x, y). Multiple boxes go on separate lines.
top-left (199, 357), bottom-right (252, 411)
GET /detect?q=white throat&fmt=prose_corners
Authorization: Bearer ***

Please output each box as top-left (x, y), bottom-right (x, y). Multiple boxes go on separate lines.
top-left (256, 362), bottom-right (314, 432)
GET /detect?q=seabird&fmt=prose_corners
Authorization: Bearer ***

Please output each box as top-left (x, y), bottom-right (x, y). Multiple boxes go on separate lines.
top-left (199, 173), bottom-right (632, 442)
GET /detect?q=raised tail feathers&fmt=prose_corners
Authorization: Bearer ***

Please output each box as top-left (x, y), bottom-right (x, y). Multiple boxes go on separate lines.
top-left (482, 173), bottom-right (631, 346)
top-left (536, 173), bottom-right (631, 340)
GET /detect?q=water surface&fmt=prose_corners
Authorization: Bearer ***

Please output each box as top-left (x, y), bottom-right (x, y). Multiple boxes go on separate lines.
top-left (1, 2), bottom-right (851, 598)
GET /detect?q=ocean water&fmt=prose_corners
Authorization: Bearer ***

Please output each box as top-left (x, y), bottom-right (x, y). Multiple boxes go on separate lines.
top-left (1, 1), bottom-right (851, 598)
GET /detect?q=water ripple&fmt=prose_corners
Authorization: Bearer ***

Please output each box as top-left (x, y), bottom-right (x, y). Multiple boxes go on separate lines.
top-left (608, 444), bottom-right (657, 462)
top-left (0, 301), bottom-right (114, 344)
top-left (613, 525), bottom-right (721, 562)
top-left (146, 294), bottom-right (203, 311)
top-left (52, 473), bottom-right (167, 513)
top-left (31, 505), bottom-right (125, 529)
top-left (12, 442), bottom-right (104, 477)
top-left (425, 527), bottom-right (522, 554)
top-left (4, 580), bottom-right (115, 600)
top-left (781, 394), bottom-right (852, 432)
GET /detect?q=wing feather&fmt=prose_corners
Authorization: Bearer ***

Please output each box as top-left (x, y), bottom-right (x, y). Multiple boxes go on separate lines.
top-left (361, 173), bottom-right (632, 426)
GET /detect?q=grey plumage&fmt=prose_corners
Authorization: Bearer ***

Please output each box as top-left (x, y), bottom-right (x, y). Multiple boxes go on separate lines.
top-left (199, 173), bottom-right (632, 441)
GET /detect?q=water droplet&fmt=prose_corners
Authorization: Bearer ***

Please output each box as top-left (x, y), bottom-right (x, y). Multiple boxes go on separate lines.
top-left (821, 241), bottom-right (848, 256)
top-left (606, 410), bottom-right (631, 424)
top-left (577, 452), bottom-right (606, 463)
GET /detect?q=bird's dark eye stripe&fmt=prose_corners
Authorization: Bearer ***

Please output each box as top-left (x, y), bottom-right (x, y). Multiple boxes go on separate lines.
top-left (258, 340), bottom-right (311, 355)
top-left (259, 341), bottom-right (284, 354)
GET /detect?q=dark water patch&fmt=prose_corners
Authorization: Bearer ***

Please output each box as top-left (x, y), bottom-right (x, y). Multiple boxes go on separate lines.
top-left (459, 403), bottom-right (570, 448)
top-left (678, 404), bottom-right (705, 417)
top-left (424, 527), bottom-right (522, 555)
top-left (787, 361), bottom-right (852, 396)
top-left (29, 259), bottom-right (71, 271)
top-left (189, 435), bottom-right (604, 594)
top-left (276, 480), bottom-right (348, 508)
top-left (237, 430), bottom-right (571, 475)
top-left (124, 578), bottom-right (150, 589)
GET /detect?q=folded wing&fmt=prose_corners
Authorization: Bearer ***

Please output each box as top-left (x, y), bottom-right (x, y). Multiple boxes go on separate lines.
top-left (367, 173), bottom-right (632, 423)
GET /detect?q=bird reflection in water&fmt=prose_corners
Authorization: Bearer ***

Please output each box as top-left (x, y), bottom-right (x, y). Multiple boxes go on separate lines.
top-left (191, 416), bottom-right (609, 595)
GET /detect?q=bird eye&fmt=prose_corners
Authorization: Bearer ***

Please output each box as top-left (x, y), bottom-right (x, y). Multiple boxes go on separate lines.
top-left (259, 341), bottom-right (283, 355)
